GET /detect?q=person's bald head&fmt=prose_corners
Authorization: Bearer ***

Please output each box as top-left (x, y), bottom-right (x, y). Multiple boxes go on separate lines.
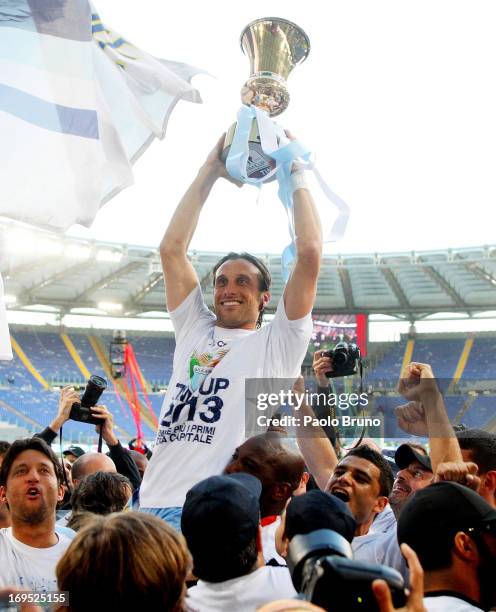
top-left (224, 433), bottom-right (305, 517)
top-left (71, 453), bottom-right (116, 487)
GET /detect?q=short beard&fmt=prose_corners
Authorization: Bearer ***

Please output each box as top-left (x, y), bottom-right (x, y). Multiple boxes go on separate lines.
top-left (15, 502), bottom-right (50, 526)
top-left (389, 492), bottom-right (410, 519)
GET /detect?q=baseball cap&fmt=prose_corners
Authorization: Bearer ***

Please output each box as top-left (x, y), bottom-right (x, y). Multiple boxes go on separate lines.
top-left (382, 449), bottom-right (400, 477)
top-left (398, 481), bottom-right (496, 555)
top-left (395, 444), bottom-right (432, 472)
top-left (285, 490), bottom-right (356, 543)
top-left (62, 445), bottom-right (85, 459)
top-left (181, 472), bottom-right (262, 553)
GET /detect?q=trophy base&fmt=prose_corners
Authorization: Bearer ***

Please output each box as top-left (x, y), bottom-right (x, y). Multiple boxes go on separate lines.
top-left (222, 120), bottom-right (277, 183)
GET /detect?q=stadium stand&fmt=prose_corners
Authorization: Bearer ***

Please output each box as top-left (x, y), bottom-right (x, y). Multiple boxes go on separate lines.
top-left (131, 334), bottom-right (174, 388)
top-left (463, 337), bottom-right (496, 380)
top-left (0, 327), bottom-right (166, 442)
top-left (366, 339), bottom-right (407, 386)
top-left (12, 330), bottom-right (80, 384)
top-left (1, 325), bottom-right (495, 442)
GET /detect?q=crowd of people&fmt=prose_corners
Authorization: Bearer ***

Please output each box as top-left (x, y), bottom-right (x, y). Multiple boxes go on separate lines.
top-left (0, 139), bottom-right (495, 611)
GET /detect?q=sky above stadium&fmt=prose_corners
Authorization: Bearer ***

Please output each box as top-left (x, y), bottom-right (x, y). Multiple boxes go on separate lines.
top-left (66, 0), bottom-right (496, 256)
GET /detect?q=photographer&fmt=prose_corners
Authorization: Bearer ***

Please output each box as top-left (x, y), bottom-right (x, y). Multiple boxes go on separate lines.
top-left (311, 350), bottom-right (339, 449)
top-left (35, 387), bottom-right (140, 493)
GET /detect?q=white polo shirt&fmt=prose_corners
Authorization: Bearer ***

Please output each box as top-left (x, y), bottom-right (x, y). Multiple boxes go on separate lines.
top-left (423, 594), bottom-right (483, 611)
top-left (186, 565), bottom-right (297, 612)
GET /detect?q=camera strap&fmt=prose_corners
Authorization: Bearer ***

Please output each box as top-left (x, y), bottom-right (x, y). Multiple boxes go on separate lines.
top-left (336, 360), bottom-right (366, 453)
top-left (97, 429), bottom-right (103, 453)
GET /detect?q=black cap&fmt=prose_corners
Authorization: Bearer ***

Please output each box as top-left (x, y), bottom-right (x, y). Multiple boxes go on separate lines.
top-left (395, 444), bottom-right (432, 472)
top-left (285, 490), bottom-right (356, 543)
top-left (62, 446), bottom-right (85, 458)
top-left (181, 473), bottom-right (262, 553)
top-left (398, 482), bottom-right (496, 556)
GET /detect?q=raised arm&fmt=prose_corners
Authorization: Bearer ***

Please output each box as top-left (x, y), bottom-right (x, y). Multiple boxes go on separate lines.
top-left (159, 136), bottom-right (241, 311)
top-left (293, 377), bottom-right (338, 490)
top-left (283, 143), bottom-right (323, 320)
top-left (397, 362), bottom-right (463, 472)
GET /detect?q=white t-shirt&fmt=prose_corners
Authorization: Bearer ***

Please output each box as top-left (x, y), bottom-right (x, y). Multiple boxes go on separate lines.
top-left (186, 566), bottom-right (297, 612)
top-left (352, 526), bottom-right (409, 583)
top-left (352, 530), bottom-right (390, 564)
top-left (423, 594), bottom-right (483, 611)
top-left (381, 526), bottom-right (409, 582)
top-left (140, 287), bottom-right (312, 508)
top-left (369, 503), bottom-right (396, 535)
top-left (0, 527), bottom-right (75, 591)
top-left (262, 517), bottom-right (286, 565)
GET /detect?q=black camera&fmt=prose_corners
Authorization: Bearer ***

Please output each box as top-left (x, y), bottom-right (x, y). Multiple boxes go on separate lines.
top-left (324, 342), bottom-right (361, 378)
top-left (287, 529), bottom-right (406, 612)
top-left (69, 375), bottom-right (107, 425)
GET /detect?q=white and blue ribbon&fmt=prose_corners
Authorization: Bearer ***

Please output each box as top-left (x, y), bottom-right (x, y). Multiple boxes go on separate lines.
top-left (226, 105), bottom-right (351, 279)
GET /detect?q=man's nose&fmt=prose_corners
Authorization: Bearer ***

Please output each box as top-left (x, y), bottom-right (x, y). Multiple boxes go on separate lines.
top-left (336, 471), bottom-right (353, 486)
top-left (222, 283), bottom-right (236, 295)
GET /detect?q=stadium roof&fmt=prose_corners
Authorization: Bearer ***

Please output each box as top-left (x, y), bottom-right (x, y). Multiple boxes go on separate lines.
top-left (1, 220), bottom-right (496, 319)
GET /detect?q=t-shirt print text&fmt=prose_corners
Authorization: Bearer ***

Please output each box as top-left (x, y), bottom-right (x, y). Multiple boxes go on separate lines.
top-left (156, 377), bottom-right (230, 446)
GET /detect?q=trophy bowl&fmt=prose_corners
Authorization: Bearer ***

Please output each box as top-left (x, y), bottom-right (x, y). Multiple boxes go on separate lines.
top-left (222, 17), bottom-right (310, 182)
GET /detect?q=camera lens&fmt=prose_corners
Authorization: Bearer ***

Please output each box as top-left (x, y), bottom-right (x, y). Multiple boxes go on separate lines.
top-left (333, 349), bottom-right (348, 366)
top-left (80, 375), bottom-right (107, 408)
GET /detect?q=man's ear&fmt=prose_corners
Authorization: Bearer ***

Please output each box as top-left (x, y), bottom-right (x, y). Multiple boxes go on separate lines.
top-left (453, 531), bottom-right (478, 563)
top-left (372, 496), bottom-right (388, 515)
top-left (0, 485), bottom-right (7, 505)
top-left (481, 470), bottom-right (496, 500)
top-left (57, 483), bottom-right (65, 503)
top-left (259, 292), bottom-right (271, 310)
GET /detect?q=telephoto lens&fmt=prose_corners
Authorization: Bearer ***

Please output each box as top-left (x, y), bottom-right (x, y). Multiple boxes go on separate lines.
top-left (69, 375), bottom-right (108, 425)
top-left (80, 375), bottom-right (107, 407)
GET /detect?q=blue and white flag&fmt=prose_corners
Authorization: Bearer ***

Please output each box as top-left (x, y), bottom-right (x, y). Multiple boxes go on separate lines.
top-left (0, 0), bottom-right (203, 230)
top-left (0, 272), bottom-right (12, 361)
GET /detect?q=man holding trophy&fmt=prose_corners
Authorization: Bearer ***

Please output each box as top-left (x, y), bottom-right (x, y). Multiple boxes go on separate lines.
top-left (139, 18), bottom-right (322, 530)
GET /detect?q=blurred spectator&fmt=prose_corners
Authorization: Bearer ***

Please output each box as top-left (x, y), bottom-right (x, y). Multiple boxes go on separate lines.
top-left (0, 441), bottom-right (11, 529)
top-left (182, 473), bottom-right (297, 611)
top-left (129, 439), bottom-right (152, 460)
top-left (67, 472), bottom-right (132, 531)
top-left (35, 389), bottom-right (140, 492)
top-left (0, 438), bottom-right (74, 591)
top-left (398, 481), bottom-right (496, 611)
top-left (57, 458), bottom-right (74, 518)
top-left (224, 432), bottom-right (304, 565)
top-left (457, 429), bottom-right (496, 507)
top-left (128, 450), bottom-right (148, 480)
top-left (275, 490), bottom-right (356, 560)
top-left (62, 446), bottom-right (85, 465)
top-left (71, 453), bottom-right (116, 488)
top-left (56, 512), bottom-right (190, 611)
top-left (388, 444), bottom-right (433, 519)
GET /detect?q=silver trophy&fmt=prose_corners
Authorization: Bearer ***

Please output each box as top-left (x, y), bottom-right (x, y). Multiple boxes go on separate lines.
top-left (222, 18), bottom-right (310, 181)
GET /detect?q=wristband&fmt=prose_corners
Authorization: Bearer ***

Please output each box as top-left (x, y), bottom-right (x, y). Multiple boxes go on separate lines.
top-left (290, 169), bottom-right (309, 193)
